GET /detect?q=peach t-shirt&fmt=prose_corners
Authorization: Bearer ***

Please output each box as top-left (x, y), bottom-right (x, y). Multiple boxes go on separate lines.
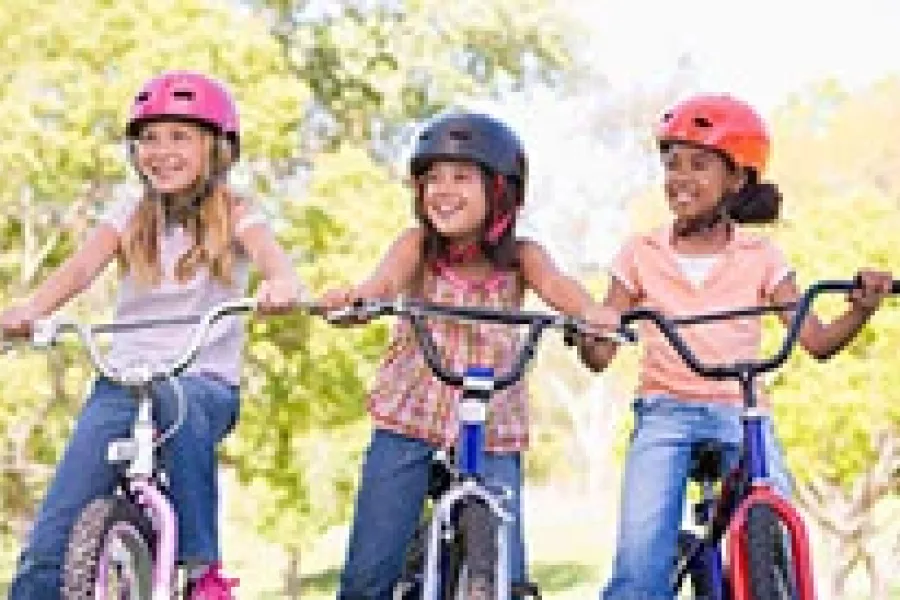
top-left (610, 225), bottom-right (793, 404)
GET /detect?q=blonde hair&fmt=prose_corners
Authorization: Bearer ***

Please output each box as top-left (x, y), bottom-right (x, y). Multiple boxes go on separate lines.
top-left (118, 185), bottom-right (238, 288)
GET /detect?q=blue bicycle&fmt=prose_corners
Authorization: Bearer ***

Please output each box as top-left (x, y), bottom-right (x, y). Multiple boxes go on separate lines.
top-left (330, 298), bottom-right (626, 600)
top-left (618, 278), bottom-right (899, 600)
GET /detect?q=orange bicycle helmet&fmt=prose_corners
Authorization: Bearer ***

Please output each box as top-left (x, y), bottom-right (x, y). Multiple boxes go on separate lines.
top-left (657, 94), bottom-right (770, 175)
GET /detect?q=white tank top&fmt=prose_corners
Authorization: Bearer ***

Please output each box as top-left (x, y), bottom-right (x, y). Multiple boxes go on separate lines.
top-left (99, 195), bottom-right (260, 385)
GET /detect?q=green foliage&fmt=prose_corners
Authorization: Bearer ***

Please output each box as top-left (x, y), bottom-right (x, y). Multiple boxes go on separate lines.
top-left (227, 145), bottom-right (410, 543)
top-left (755, 78), bottom-right (900, 490)
top-left (263, 0), bottom-right (574, 147)
top-left (0, 0), bottom-right (308, 206)
top-left (764, 191), bottom-right (900, 489)
top-left (0, 0), bottom-right (574, 553)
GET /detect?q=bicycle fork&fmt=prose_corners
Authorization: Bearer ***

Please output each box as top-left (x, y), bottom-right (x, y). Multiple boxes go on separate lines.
top-left (728, 410), bottom-right (815, 600)
top-left (421, 366), bottom-right (513, 600)
top-left (107, 386), bottom-right (179, 599)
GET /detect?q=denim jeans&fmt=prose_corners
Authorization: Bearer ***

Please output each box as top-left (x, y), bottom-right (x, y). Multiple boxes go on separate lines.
top-left (9, 375), bottom-right (239, 600)
top-left (602, 396), bottom-right (793, 600)
top-left (339, 428), bottom-right (527, 599)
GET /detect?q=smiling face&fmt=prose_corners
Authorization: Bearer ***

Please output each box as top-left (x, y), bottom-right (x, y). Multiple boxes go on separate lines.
top-left (134, 120), bottom-right (212, 194)
top-left (661, 142), bottom-right (745, 223)
top-left (419, 160), bottom-right (489, 244)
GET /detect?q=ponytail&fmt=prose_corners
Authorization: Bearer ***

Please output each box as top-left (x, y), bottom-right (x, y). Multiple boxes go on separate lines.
top-left (724, 170), bottom-right (782, 225)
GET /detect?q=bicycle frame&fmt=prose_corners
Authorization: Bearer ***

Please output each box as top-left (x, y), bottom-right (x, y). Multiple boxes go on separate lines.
top-left (31, 297), bottom-right (257, 599)
top-left (622, 278), bottom-right (899, 600)
top-left (422, 365), bottom-right (513, 600)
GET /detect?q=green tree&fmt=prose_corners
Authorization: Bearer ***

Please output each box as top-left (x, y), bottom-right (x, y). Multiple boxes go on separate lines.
top-left (0, 0), bottom-right (581, 579)
top-left (260, 0), bottom-right (574, 152)
top-left (0, 0), bottom-right (309, 579)
top-left (764, 79), bottom-right (900, 598)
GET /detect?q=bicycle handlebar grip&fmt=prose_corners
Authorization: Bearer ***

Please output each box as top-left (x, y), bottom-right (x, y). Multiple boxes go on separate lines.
top-left (31, 317), bottom-right (60, 349)
top-left (852, 275), bottom-right (900, 295)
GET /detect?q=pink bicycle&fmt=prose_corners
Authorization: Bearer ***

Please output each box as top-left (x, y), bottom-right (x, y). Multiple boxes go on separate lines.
top-left (27, 298), bottom-right (255, 599)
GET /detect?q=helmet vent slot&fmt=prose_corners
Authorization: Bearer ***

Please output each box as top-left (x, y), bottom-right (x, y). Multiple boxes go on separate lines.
top-left (447, 129), bottom-right (472, 141)
top-left (173, 90), bottom-right (195, 100)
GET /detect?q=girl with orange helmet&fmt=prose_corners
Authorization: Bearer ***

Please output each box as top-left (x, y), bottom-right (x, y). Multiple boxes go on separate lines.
top-left (2, 71), bottom-right (303, 599)
top-left (580, 93), bottom-right (893, 599)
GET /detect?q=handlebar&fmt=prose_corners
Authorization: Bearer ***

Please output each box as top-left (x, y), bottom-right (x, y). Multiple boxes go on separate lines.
top-left (620, 279), bottom-right (899, 382)
top-left (29, 298), bottom-right (260, 385)
top-left (326, 298), bottom-right (635, 391)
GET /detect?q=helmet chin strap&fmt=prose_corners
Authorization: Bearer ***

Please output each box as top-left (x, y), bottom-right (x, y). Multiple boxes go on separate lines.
top-left (157, 176), bottom-right (218, 227)
top-left (674, 199), bottom-right (730, 238)
top-left (441, 210), bottom-right (514, 265)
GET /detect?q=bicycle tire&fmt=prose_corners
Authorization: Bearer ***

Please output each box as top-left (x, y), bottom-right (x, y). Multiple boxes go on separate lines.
top-left (745, 504), bottom-right (793, 600)
top-left (393, 517), bottom-right (464, 600)
top-left (62, 496), bottom-right (156, 599)
top-left (457, 499), bottom-right (496, 599)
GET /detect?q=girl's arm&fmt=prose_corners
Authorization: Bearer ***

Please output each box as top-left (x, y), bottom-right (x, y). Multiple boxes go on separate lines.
top-left (771, 269), bottom-right (893, 360)
top-left (518, 240), bottom-right (632, 371)
top-left (356, 227), bottom-right (424, 298)
top-left (517, 240), bottom-right (594, 315)
top-left (318, 227), bottom-right (424, 312)
top-left (234, 202), bottom-right (305, 314)
top-left (0, 225), bottom-right (120, 335)
top-left (577, 277), bottom-right (638, 372)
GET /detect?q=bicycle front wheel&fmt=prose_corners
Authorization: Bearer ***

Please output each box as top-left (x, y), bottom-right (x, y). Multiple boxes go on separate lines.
top-left (62, 496), bottom-right (156, 599)
top-left (745, 504), bottom-right (794, 600)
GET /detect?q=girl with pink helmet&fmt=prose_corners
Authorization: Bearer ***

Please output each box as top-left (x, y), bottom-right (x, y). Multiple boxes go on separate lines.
top-left (1, 70), bottom-right (303, 599)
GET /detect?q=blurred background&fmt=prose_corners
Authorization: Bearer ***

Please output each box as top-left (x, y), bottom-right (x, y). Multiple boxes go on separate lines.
top-left (0, 0), bottom-right (898, 597)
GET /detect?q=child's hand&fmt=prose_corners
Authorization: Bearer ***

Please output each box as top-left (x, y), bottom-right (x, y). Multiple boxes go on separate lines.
top-left (0, 304), bottom-right (39, 339)
top-left (849, 269), bottom-right (894, 313)
top-left (317, 282), bottom-right (395, 324)
top-left (317, 286), bottom-right (368, 325)
top-left (255, 278), bottom-right (304, 315)
top-left (318, 287), bottom-right (357, 311)
top-left (579, 303), bottom-right (623, 343)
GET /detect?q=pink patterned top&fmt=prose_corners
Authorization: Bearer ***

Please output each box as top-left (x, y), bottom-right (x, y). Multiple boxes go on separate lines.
top-left (367, 264), bottom-right (529, 452)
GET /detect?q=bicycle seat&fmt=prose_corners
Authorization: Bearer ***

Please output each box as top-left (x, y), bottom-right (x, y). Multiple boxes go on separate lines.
top-left (512, 581), bottom-right (542, 598)
top-left (686, 441), bottom-right (726, 483)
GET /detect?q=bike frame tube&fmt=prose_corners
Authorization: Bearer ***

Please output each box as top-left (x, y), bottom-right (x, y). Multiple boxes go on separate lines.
top-left (459, 366), bottom-right (493, 477)
top-left (679, 533), bottom-right (726, 600)
top-left (743, 412), bottom-right (769, 482)
top-left (706, 542), bottom-right (726, 600)
top-left (727, 486), bottom-right (816, 600)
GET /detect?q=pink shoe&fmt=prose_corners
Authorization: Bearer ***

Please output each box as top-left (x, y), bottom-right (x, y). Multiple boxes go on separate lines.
top-left (188, 562), bottom-right (240, 600)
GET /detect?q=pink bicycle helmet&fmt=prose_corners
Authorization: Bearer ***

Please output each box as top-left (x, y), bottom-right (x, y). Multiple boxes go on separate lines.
top-left (127, 71), bottom-right (239, 157)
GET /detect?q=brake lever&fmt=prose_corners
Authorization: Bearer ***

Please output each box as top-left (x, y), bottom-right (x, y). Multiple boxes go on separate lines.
top-left (32, 316), bottom-right (63, 349)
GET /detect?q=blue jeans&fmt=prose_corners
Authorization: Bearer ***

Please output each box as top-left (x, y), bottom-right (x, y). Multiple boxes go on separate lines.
top-left (602, 396), bottom-right (793, 600)
top-left (9, 375), bottom-right (239, 600)
top-left (339, 428), bottom-right (527, 599)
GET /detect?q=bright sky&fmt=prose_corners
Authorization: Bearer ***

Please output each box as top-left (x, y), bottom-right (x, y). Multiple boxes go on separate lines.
top-left (573, 0), bottom-right (900, 114)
